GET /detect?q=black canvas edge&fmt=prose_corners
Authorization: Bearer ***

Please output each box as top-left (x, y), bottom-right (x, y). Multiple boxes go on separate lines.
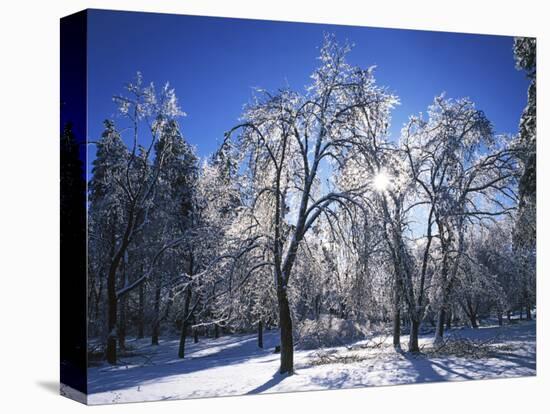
top-left (60, 9), bottom-right (88, 405)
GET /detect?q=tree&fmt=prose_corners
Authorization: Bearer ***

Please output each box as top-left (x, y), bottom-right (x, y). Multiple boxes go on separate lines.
top-left (402, 95), bottom-right (517, 343)
top-left (147, 120), bottom-right (198, 347)
top-left (89, 121), bottom-right (129, 348)
top-left (454, 227), bottom-right (507, 328)
top-left (513, 37), bottom-right (536, 318)
top-left (226, 35), bottom-right (397, 373)
top-left (90, 73), bottom-right (188, 364)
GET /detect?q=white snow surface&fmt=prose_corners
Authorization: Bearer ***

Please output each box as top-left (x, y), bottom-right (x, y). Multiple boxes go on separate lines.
top-left (88, 321), bottom-right (535, 405)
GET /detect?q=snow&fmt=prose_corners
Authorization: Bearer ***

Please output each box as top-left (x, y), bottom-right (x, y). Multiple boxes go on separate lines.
top-left (88, 321), bottom-right (536, 405)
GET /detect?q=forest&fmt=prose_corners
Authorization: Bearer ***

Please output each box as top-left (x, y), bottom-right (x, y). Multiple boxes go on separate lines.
top-left (63, 35), bottom-right (536, 400)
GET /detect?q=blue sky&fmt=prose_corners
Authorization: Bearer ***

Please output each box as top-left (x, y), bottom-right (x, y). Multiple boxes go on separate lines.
top-left (87, 9), bottom-right (529, 177)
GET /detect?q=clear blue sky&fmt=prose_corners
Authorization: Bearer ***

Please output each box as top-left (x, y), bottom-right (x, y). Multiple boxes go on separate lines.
top-left (86, 9), bottom-right (529, 178)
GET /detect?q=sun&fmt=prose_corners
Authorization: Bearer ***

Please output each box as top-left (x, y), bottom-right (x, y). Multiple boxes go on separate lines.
top-left (372, 171), bottom-right (391, 192)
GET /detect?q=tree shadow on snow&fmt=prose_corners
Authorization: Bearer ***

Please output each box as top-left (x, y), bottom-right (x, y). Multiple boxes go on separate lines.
top-left (309, 370), bottom-right (351, 389)
top-left (490, 352), bottom-right (536, 371)
top-left (397, 350), bottom-right (447, 383)
top-left (247, 370), bottom-right (291, 394)
top-left (397, 350), bottom-right (479, 382)
top-left (88, 332), bottom-right (280, 394)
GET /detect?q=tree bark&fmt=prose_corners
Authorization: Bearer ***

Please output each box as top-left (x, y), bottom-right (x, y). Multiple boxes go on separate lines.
top-left (277, 286), bottom-right (294, 374)
top-left (137, 278), bottom-right (145, 339)
top-left (177, 286), bottom-right (192, 358)
top-left (445, 310), bottom-right (452, 331)
top-left (177, 322), bottom-right (190, 358)
top-left (151, 279), bottom-right (161, 346)
top-left (258, 320), bottom-right (264, 348)
top-left (178, 252), bottom-right (195, 358)
top-left (519, 306), bottom-right (523, 320)
top-left (118, 295), bottom-right (127, 352)
top-left (434, 308), bottom-right (446, 343)
top-left (392, 276), bottom-right (401, 349)
top-left (193, 316), bottom-right (199, 343)
top-left (433, 223), bottom-right (457, 344)
top-left (105, 207), bottom-right (137, 364)
top-left (314, 295), bottom-right (321, 320)
top-left (392, 306), bottom-right (401, 349)
top-left (408, 318), bottom-right (420, 353)
top-left (106, 265), bottom-right (118, 364)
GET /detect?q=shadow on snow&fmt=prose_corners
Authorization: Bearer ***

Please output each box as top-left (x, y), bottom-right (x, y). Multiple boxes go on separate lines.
top-left (88, 331), bottom-right (280, 394)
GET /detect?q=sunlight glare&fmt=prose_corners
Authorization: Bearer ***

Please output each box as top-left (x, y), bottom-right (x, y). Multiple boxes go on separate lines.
top-left (373, 171), bottom-right (391, 192)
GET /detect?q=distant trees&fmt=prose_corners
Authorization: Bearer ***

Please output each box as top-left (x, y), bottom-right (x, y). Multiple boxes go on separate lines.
top-left (87, 36), bottom-right (535, 372)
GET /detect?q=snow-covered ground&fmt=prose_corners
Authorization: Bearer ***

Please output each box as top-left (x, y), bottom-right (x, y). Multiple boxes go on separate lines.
top-left (88, 321), bottom-right (536, 404)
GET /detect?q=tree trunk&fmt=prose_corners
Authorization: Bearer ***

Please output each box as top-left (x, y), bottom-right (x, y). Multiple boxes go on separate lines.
top-left (408, 318), bottom-right (420, 353)
top-left (519, 306), bottom-right (523, 320)
top-left (314, 295), bottom-right (321, 320)
top-left (177, 286), bottom-right (192, 358)
top-left (497, 311), bottom-right (503, 327)
top-left (151, 326), bottom-right (159, 345)
top-left (214, 323), bottom-right (219, 339)
top-left (392, 307), bottom-right (401, 349)
top-left (178, 253), bottom-right (195, 358)
top-left (434, 234), bottom-right (453, 344)
top-left (258, 320), bottom-right (264, 348)
top-left (178, 322), bottom-right (190, 358)
top-left (151, 280), bottom-right (161, 346)
top-left (105, 209), bottom-right (136, 364)
top-left (469, 314), bottom-right (478, 329)
top-left (507, 310), bottom-right (511, 322)
top-left (277, 286), bottom-right (294, 374)
top-left (392, 278), bottom-right (401, 349)
top-left (434, 308), bottom-right (446, 344)
top-left (118, 295), bottom-right (127, 352)
top-left (193, 316), bottom-right (199, 344)
top-left (106, 265), bottom-right (118, 364)
top-left (445, 310), bottom-right (452, 331)
top-left (137, 279), bottom-right (145, 339)
top-left (117, 256), bottom-right (128, 352)
top-left (526, 303), bottom-right (532, 320)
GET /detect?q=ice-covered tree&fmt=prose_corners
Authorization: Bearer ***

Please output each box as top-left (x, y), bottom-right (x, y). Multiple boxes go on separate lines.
top-left (402, 95), bottom-right (517, 343)
top-left (513, 37), bottom-right (536, 317)
top-left (90, 73), bottom-right (191, 364)
top-left (225, 35), bottom-right (397, 373)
